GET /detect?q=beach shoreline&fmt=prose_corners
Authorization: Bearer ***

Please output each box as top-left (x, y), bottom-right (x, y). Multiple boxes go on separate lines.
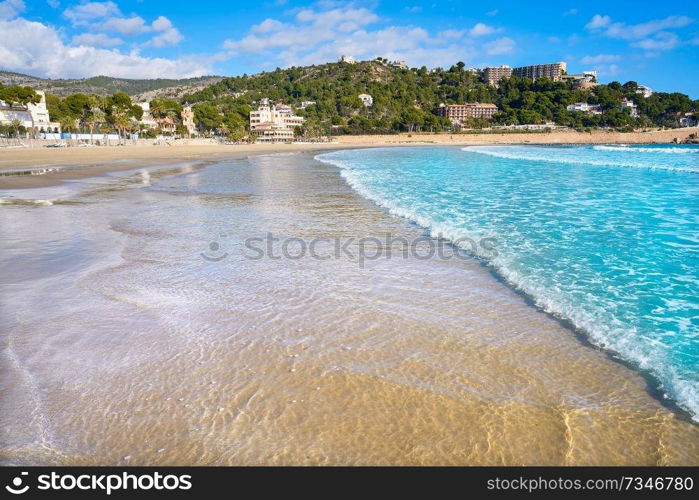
top-left (1, 147), bottom-right (697, 465)
top-left (1, 126), bottom-right (698, 189)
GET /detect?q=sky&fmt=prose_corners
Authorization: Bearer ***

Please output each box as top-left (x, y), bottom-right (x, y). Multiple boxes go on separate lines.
top-left (0, 0), bottom-right (698, 97)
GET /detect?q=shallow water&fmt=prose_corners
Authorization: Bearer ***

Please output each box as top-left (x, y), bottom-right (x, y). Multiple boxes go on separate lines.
top-left (317, 145), bottom-right (699, 422)
top-left (1, 152), bottom-right (697, 465)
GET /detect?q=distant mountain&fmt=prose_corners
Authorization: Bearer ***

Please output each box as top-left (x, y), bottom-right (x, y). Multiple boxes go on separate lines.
top-left (0, 71), bottom-right (223, 99)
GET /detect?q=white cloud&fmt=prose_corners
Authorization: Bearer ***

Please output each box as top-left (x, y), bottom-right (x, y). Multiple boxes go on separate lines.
top-left (47, 0), bottom-right (59, 8)
top-left (404, 6), bottom-right (421, 13)
top-left (484, 37), bottom-right (515, 55)
top-left (438, 29), bottom-right (465, 40)
top-left (223, 6), bottom-right (381, 55)
top-left (486, 9), bottom-right (498, 17)
top-left (98, 15), bottom-right (149, 35)
top-left (144, 16), bottom-right (183, 47)
top-left (468, 23), bottom-right (500, 37)
top-left (586, 14), bottom-right (694, 40)
top-left (580, 54), bottom-right (620, 64)
top-left (72, 32), bottom-right (123, 47)
top-left (564, 8), bottom-right (578, 16)
top-left (0, 0), bottom-right (24, 20)
top-left (251, 18), bottom-right (284, 34)
top-left (63, 1), bottom-right (119, 26)
top-left (222, 5), bottom-right (489, 69)
top-left (65, 2), bottom-right (183, 47)
top-left (0, 17), bottom-right (210, 78)
top-left (598, 64), bottom-right (620, 76)
top-left (608, 16), bottom-right (692, 39)
top-left (585, 14), bottom-right (611, 30)
top-left (631, 32), bottom-right (680, 50)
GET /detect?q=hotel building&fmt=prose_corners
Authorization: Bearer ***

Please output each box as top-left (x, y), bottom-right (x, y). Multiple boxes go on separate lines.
top-left (249, 100), bottom-right (304, 142)
top-left (435, 103), bottom-right (499, 124)
top-left (483, 65), bottom-right (513, 86)
top-left (512, 62), bottom-right (567, 82)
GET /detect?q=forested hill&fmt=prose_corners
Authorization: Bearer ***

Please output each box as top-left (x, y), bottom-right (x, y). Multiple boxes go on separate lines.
top-left (0, 71), bottom-right (222, 98)
top-left (182, 59), bottom-right (699, 134)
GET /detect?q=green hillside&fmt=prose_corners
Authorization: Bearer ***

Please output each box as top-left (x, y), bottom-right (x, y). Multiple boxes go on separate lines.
top-left (182, 59), bottom-right (699, 135)
top-left (0, 71), bottom-right (222, 98)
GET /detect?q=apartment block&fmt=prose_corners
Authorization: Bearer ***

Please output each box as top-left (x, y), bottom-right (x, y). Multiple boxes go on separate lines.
top-left (435, 103), bottom-right (499, 124)
top-left (483, 65), bottom-right (512, 86)
top-left (512, 62), bottom-right (567, 82)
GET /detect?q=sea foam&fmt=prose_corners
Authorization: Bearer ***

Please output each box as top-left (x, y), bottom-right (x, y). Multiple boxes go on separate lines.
top-left (316, 145), bottom-right (699, 421)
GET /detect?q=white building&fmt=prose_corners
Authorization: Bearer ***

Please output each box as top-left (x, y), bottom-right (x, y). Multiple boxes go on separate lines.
top-left (620, 99), bottom-right (639, 118)
top-left (679, 113), bottom-right (697, 127)
top-left (391, 60), bottom-right (408, 69)
top-left (136, 102), bottom-right (158, 129)
top-left (358, 94), bottom-right (373, 107)
top-left (181, 103), bottom-right (197, 137)
top-left (300, 101), bottom-right (316, 109)
top-left (339, 55), bottom-right (357, 64)
top-left (566, 102), bottom-right (602, 114)
top-left (0, 102), bottom-right (33, 129)
top-left (562, 72), bottom-right (598, 89)
top-left (249, 100), bottom-right (304, 142)
top-left (0, 91), bottom-right (61, 133)
top-left (636, 85), bottom-right (653, 98)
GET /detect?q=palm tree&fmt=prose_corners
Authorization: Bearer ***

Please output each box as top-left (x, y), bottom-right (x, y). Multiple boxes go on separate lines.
top-left (113, 114), bottom-right (131, 142)
top-left (10, 119), bottom-right (23, 138)
top-left (84, 108), bottom-right (105, 144)
top-left (59, 116), bottom-right (76, 134)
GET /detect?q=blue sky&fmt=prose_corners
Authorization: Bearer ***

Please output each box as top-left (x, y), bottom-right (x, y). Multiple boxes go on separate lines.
top-left (1, 0), bottom-right (698, 96)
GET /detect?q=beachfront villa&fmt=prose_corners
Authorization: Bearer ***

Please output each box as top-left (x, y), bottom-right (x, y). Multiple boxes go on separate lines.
top-left (249, 99), bottom-right (304, 142)
top-left (0, 91), bottom-right (61, 133)
top-left (156, 116), bottom-right (177, 135)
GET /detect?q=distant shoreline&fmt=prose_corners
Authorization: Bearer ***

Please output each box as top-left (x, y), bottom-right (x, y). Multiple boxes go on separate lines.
top-left (1, 126), bottom-right (697, 189)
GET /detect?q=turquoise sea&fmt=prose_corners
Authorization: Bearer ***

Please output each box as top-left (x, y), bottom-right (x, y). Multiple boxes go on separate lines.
top-left (316, 144), bottom-right (699, 421)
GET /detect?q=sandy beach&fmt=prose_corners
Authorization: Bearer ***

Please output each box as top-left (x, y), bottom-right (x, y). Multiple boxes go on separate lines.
top-left (1, 127), bottom-right (697, 189)
top-left (1, 141), bottom-right (698, 466)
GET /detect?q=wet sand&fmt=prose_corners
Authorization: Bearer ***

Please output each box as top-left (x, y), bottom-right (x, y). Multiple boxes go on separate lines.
top-left (2, 125), bottom-right (697, 189)
top-left (0, 152), bottom-right (697, 465)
